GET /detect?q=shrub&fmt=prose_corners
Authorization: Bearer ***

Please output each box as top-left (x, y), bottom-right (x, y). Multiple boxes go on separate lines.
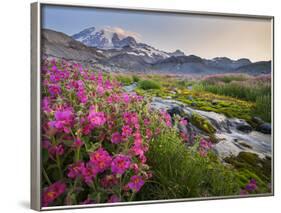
top-left (137, 129), bottom-right (240, 200)
top-left (115, 75), bottom-right (133, 85)
top-left (138, 80), bottom-right (161, 90)
top-left (132, 75), bottom-right (141, 82)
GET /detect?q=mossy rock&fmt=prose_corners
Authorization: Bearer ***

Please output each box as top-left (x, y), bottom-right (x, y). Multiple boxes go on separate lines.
top-left (224, 152), bottom-right (272, 192)
top-left (190, 113), bottom-right (216, 134)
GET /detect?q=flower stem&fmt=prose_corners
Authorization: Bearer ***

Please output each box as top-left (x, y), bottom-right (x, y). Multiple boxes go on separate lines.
top-left (56, 155), bottom-right (63, 179)
top-left (75, 147), bottom-right (81, 162)
top-left (42, 167), bottom-right (52, 185)
top-left (129, 192), bottom-right (135, 201)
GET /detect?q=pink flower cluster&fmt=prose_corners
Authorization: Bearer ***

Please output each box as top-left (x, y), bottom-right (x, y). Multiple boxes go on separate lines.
top-left (198, 138), bottom-right (213, 157)
top-left (240, 179), bottom-right (258, 195)
top-left (42, 181), bottom-right (66, 207)
top-left (41, 59), bottom-right (168, 206)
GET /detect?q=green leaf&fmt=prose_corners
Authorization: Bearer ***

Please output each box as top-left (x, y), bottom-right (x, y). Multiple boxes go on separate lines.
top-left (85, 140), bottom-right (100, 153)
top-left (42, 149), bottom-right (49, 163)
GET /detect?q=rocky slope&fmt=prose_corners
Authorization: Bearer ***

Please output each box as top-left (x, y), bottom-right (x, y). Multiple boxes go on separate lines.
top-left (43, 28), bottom-right (272, 75)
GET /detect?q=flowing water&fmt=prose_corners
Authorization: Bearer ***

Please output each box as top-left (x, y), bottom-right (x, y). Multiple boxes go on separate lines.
top-left (123, 84), bottom-right (271, 159)
top-left (150, 97), bottom-right (272, 159)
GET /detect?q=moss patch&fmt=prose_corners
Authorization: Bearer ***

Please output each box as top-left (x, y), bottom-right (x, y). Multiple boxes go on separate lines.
top-left (190, 113), bottom-right (216, 134)
top-left (224, 152), bottom-right (271, 193)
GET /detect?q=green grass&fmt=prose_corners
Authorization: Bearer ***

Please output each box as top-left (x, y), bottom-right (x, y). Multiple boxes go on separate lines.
top-left (138, 80), bottom-right (161, 90)
top-left (115, 75), bottom-right (133, 86)
top-left (120, 73), bottom-right (271, 122)
top-left (136, 85), bottom-right (255, 123)
top-left (132, 75), bottom-right (141, 82)
top-left (203, 74), bottom-right (249, 84)
top-left (137, 129), bottom-right (240, 200)
top-left (192, 75), bottom-right (271, 122)
top-left (255, 95), bottom-right (272, 122)
top-left (194, 82), bottom-right (271, 103)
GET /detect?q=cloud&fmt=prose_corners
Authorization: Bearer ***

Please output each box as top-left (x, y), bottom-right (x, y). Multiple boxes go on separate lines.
top-left (102, 26), bottom-right (142, 41)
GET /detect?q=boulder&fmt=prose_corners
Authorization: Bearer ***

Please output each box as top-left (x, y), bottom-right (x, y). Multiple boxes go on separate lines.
top-left (167, 106), bottom-right (184, 118)
top-left (236, 123), bottom-right (252, 133)
top-left (252, 116), bottom-right (264, 126)
top-left (212, 99), bottom-right (219, 105)
top-left (187, 95), bottom-right (193, 101)
top-left (190, 102), bottom-right (197, 107)
top-left (257, 123), bottom-right (271, 134)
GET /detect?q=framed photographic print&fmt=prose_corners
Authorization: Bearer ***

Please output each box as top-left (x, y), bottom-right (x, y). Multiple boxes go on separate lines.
top-left (31, 1), bottom-right (274, 211)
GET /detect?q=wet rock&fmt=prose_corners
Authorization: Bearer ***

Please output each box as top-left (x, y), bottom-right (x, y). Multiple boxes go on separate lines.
top-left (187, 95), bottom-right (193, 101)
top-left (212, 99), bottom-right (219, 105)
top-left (187, 85), bottom-right (193, 90)
top-left (238, 142), bottom-right (253, 149)
top-left (257, 123), bottom-right (271, 134)
top-left (190, 102), bottom-right (197, 107)
top-left (236, 123), bottom-right (252, 133)
top-left (191, 113), bottom-right (216, 134)
top-left (123, 82), bottom-right (137, 92)
top-left (167, 106), bottom-right (184, 118)
top-left (252, 116), bottom-right (264, 126)
top-left (150, 96), bottom-right (271, 159)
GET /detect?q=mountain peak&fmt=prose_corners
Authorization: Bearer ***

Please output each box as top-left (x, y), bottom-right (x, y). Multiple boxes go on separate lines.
top-left (169, 49), bottom-right (185, 57)
top-left (72, 26), bottom-right (140, 49)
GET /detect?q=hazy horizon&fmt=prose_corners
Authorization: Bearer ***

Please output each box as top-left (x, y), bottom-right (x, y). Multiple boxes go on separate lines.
top-left (42, 5), bottom-right (272, 62)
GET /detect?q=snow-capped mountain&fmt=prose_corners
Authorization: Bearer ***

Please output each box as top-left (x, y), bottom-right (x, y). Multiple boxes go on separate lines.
top-left (72, 26), bottom-right (139, 49)
top-left (42, 29), bottom-right (271, 75)
top-left (72, 26), bottom-right (171, 63)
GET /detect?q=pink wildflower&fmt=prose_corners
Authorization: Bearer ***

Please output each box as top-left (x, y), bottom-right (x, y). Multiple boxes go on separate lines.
top-left (107, 195), bottom-right (120, 203)
top-left (130, 163), bottom-right (139, 174)
top-left (80, 198), bottom-right (94, 205)
top-left (199, 138), bottom-right (212, 149)
top-left (128, 175), bottom-right (145, 192)
top-left (42, 97), bottom-right (51, 113)
top-left (145, 129), bottom-right (153, 140)
top-left (48, 109), bottom-right (74, 133)
top-left (82, 162), bottom-right (99, 184)
top-left (96, 85), bottom-right (105, 95)
top-left (67, 161), bottom-right (85, 179)
top-left (245, 179), bottom-right (257, 192)
top-left (48, 84), bottom-right (61, 97)
top-left (88, 107), bottom-right (106, 127)
top-left (48, 144), bottom-right (64, 157)
top-left (100, 174), bottom-right (118, 188)
top-left (73, 138), bottom-right (84, 148)
top-left (89, 148), bottom-right (112, 173)
top-left (50, 74), bottom-right (60, 83)
top-left (42, 181), bottom-right (66, 207)
top-left (111, 155), bottom-right (131, 174)
top-left (180, 118), bottom-right (188, 126)
top-left (121, 125), bottom-right (132, 138)
top-left (111, 132), bottom-right (122, 144)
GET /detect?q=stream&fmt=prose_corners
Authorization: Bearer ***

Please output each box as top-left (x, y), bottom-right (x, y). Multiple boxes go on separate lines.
top-left (124, 84), bottom-right (272, 160)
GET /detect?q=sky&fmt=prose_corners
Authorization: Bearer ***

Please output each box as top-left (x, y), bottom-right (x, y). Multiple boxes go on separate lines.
top-left (42, 4), bottom-right (272, 62)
